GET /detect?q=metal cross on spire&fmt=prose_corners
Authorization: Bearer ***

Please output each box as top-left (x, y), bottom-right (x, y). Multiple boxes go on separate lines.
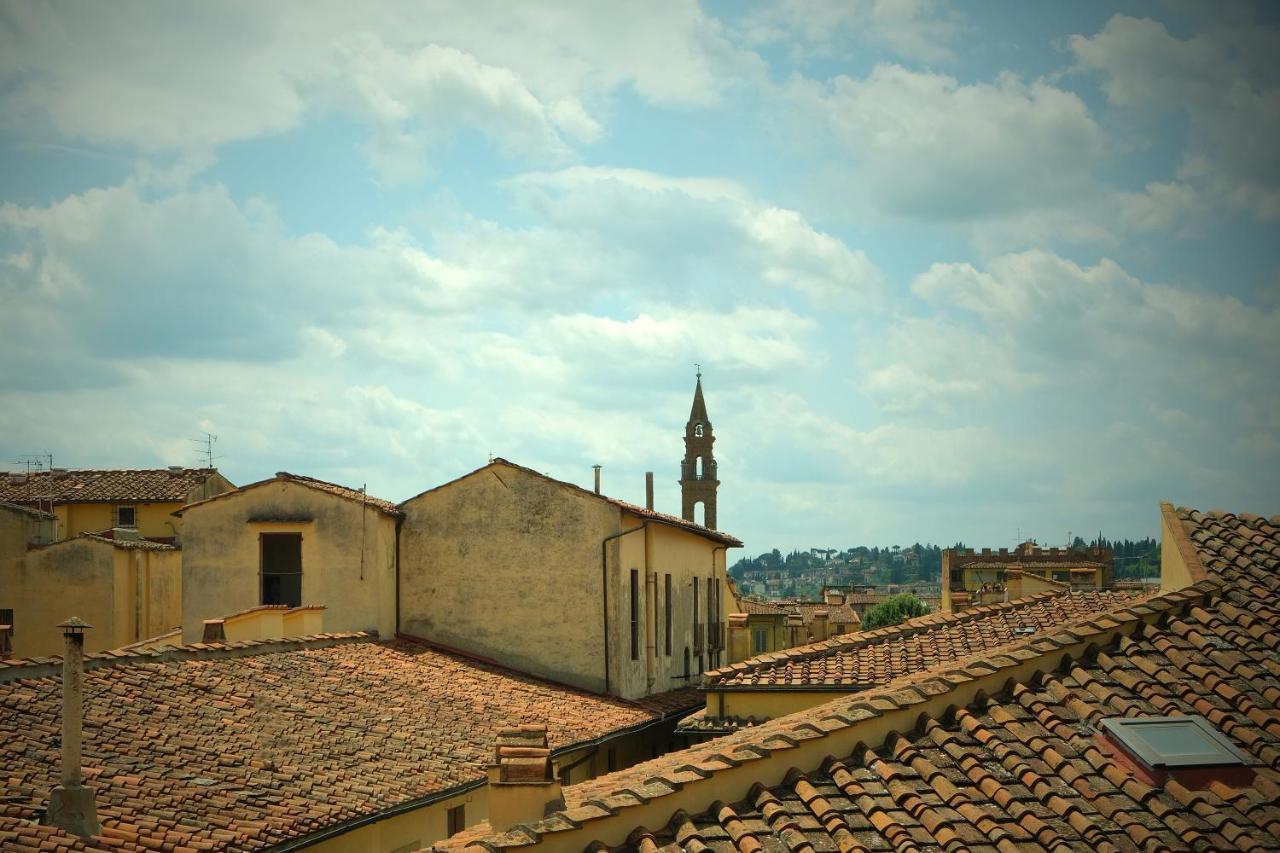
top-left (695, 362), bottom-right (701, 379)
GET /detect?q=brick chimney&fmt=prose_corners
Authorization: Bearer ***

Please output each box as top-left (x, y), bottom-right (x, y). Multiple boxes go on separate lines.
top-left (812, 610), bottom-right (829, 642)
top-left (645, 472), bottom-right (654, 510)
top-left (44, 617), bottom-right (100, 837)
top-left (592, 465), bottom-right (601, 495)
top-left (727, 613), bottom-right (750, 663)
top-left (823, 587), bottom-right (845, 606)
top-left (487, 725), bottom-right (563, 832)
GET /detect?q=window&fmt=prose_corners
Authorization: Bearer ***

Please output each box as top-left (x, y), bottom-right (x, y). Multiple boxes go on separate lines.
top-left (706, 577), bottom-right (715, 650)
top-left (664, 574), bottom-right (672, 656)
top-left (446, 804), bottom-right (466, 836)
top-left (0, 608), bottom-right (12, 633)
top-left (695, 456), bottom-right (703, 477)
top-left (629, 569), bottom-right (639, 661)
top-left (693, 578), bottom-right (701, 652)
top-left (261, 533), bottom-right (302, 607)
top-left (115, 505), bottom-right (137, 528)
top-left (752, 628), bottom-right (767, 654)
top-left (694, 423), bottom-right (703, 437)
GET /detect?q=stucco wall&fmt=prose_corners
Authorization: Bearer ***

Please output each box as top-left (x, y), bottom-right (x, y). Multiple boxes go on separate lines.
top-left (9, 539), bottom-right (118, 657)
top-left (180, 481), bottom-right (397, 643)
top-left (399, 465), bottom-right (615, 693)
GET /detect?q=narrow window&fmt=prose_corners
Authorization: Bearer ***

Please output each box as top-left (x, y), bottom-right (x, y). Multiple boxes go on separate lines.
top-left (693, 578), bottom-right (701, 651)
top-left (664, 574), bottom-right (672, 656)
top-left (695, 456), bottom-right (703, 477)
top-left (753, 629), bottom-right (767, 654)
top-left (261, 533), bottom-right (303, 607)
top-left (115, 505), bottom-right (137, 528)
top-left (607, 747), bottom-right (618, 772)
top-left (629, 569), bottom-right (639, 661)
top-left (447, 804), bottom-right (466, 836)
top-left (706, 577), bottom-right (714, 651)
top-left (683, 647), bottom-right (690, 678)
top-left (0, 608), bottom-right (12, 634)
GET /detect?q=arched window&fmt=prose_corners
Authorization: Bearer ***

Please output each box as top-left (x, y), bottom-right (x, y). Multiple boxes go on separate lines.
top-left (695, 456), bottom-right (703, 478)
top-left (694, 423), bottom-right (703, 437)
top-left (694, 501), bottom-right (705, 526)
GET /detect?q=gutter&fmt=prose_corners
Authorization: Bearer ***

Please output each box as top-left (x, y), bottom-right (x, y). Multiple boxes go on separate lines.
top-left (599, 522), bottom-right (647, 695)
top-left (701, 682), bottom-right (877, 693)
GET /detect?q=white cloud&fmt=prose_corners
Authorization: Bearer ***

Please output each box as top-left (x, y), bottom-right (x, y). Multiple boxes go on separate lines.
top-left (1070, 15), bottom-right (1280, 219)
top-left (737, 0), bottom-right (962, 63)
top-left (0, 1), bottom-right (751, 179)
top-left (786, 64), bottom-right (1104, 221)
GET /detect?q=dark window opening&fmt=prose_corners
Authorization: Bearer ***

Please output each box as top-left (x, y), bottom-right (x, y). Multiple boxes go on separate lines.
top-left (261, 533), bottom-right (302, 607)
top-left (607, 747), bottom-right (617, 772)
top-left (664, 573), bottom-right (672, 656)
top-left (683, 647), bottom-right (690, 678)
top-left (693, 578), bottom-right (701, 652)
top-left (706, 577), bottom-right (715, 651)
top-left (115, 505), bottom-right (137, 528)
top-left (0, 608), bottom-right (12, 634)
top-left (753, 628), bottom-right (767, 654)
top-left (447, 804), bottom-right (466, 836)
top-left (629, 569), bottom-right (639, 661)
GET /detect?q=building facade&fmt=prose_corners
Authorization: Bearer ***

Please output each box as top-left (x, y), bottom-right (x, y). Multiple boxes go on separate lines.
top-left (941, 540), bottom-right (1113, 612)
top-left (398, 459), bottom-right (741, 700)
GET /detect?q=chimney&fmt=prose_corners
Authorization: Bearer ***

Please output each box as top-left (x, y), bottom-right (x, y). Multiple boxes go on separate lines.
top-left (824, 588), bottom-right (845, 606)
top-left (44, 617), bottom-right (100, 837)
top-left (202, 619), bottom-right (227, 643)
top-left (727, 613), bottom-right (750, 663)
top-left (645, 472), bottom-right (654, 510)
top-left (812, 609), bottom-right (829, 642)
top-left (592, 465), bottom-right (601, 495)
top-left (0, 623), bottom-right (11, 656)
top-left (784, 613), bottom-right (804, 648)
top-left (487, 724), bottom-right (563, 832)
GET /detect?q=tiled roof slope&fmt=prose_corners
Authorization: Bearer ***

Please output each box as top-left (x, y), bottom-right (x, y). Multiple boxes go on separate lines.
top-left (707, 590), bottom-right (1134, 689)
top-left (0, 468), bottom-right (221, 503)
top-left (0, 500), bottom-right (55, 520)
top-left (175, 470), bottom-right (402, 517)
top-left (0, 636), bottom-right (687, 851)
top-left (437, 507), bottom-right (1280, 852)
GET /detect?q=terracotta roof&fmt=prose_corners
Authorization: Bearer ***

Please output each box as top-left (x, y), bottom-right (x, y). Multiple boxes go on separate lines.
top-left (23, 532), bottom-right (178, 553)
top-left (0, 634), bottom-right (686, 851)
top-left (0, 500), bottom-right (55, 520)
top-left (736, 599), bottom-right (789, 616)
top-left (175, 470), bottom-right (401, 517)
top-left (403, 459), bottom-right (742, 547)
top-left (735, 599), bottom-right (862, 623)
top-left (436, 505), bottom-right (1280, 852)
top-left (703, 590), bottom-right (1137, 691)
top-left (0, 468), bottom-right (222, 504)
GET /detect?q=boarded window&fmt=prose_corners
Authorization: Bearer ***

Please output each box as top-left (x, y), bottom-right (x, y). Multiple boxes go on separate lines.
top-left (261, 533), bottom-right (302, 607)
top-left (447, 804), bottom-right (466, 836)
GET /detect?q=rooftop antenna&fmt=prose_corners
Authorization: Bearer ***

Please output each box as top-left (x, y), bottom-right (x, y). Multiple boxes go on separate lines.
top-left (189, 433), bottom-right (219, 468)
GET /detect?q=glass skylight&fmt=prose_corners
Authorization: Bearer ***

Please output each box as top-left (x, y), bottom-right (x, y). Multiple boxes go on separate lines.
top-left (1100, 715), bottom-right (1251, 769)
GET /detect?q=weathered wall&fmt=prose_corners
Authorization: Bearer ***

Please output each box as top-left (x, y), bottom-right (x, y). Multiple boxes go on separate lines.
top-left (399, 465), bottom-right (614, 693)
top-left (611, 516), bottom-right (731, 699)
top-left (9, 539), bottom-right (118, 657)
top-left (180, 481), bottom-right (397, 643)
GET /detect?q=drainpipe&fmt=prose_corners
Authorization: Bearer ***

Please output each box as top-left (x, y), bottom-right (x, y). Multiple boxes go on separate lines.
top-left (599, 522), bottom-right (646, 696)
top-left (44, 617), bottom-right (100, 837)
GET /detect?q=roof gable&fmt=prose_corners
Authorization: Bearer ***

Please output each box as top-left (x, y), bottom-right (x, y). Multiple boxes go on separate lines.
top-left (175, 471), bottom-right (401, 517)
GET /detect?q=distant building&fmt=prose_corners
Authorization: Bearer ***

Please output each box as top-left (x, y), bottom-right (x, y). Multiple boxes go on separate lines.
top-left (0, 467), bottom-right (234, 543)
top-left (679, 372), bottom-right (719, 529)
top-left (941, 540), bottom-right (1113, 612)
top-left (726, 587), bottom-right (862, 662)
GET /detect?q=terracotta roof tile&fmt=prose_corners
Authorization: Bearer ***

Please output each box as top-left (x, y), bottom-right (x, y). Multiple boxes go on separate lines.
top-left (0, 468), bottom-right (223, 504)
top-left (175, 471), bottom-right (401, 517)
top-left (436, 504), bottom-right (1280, 852)
top-left (0, 636), bottom-right (684, 851)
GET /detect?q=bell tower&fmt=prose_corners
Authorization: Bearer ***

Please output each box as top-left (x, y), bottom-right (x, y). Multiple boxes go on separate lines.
top-left (680, 367), bottom-right (719, 529)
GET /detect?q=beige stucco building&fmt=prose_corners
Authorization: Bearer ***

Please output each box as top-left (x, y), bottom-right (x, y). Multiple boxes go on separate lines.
top-left (399, 459), bottom-right (741, 700)
top-left (176, 472), bottom-right (401, 643)
top-left (0, 467), bottom-right (233, 542)
top-left (0, 528), bottom-right (180, 658)
top-left (941, 540), bottom-right (1114, 612)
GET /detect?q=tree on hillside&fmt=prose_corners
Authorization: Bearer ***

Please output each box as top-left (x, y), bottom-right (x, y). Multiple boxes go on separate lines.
top-left (862, 594), bottom-right (930, 631)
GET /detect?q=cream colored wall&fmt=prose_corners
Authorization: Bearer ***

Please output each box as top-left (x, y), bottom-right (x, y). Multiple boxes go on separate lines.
top-left (180, 482), bottom-right (398, 643)
top-left (399, 465), bottom-right (617, 694)
top-left (714, 689), bottom-right (846, 722)
top-left (1160, 510), bottom-right (1195, 592)
top-left (610, 517), bottom-right (732, 698)
top-left (8, 539), bottom-right (119, 658)
top-left (306, 788), bottom-right (485, 853)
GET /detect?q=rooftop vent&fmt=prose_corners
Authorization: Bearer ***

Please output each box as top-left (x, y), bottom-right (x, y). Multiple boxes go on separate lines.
top-left (1012, 626), bottom-right (1037, 636)
top-left (1097, 715), bottom-right (1254, 789)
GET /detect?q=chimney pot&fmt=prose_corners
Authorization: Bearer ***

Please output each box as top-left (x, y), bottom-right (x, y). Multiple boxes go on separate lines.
top-left (44, 617), bottom-right (100, 837)
top-left (592, 465), bottom-right (601, 495)
top-left (645, 472), bottom-right (654, 510)
top-left (487, 724), bottom-right (563, 832)
top-left (202, 619), bottom-right (227, 643)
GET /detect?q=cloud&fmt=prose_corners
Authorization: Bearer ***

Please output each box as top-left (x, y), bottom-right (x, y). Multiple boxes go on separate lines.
top-left (0, 2), bottom-right (755, 181)
top-left (786, 64), bottom-right (1104, 221)
top-left (1070, 15), bottom-right (1280, 219)
top-left (736, 0), bottom-right (962, 63)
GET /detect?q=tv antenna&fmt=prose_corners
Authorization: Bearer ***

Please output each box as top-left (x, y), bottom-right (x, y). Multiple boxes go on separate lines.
top-left (190, 433), bottom-right (219, 468)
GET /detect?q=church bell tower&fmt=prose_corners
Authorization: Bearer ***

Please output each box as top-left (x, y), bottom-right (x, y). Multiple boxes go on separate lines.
top-left (680, 368), bottom-right (719, 529)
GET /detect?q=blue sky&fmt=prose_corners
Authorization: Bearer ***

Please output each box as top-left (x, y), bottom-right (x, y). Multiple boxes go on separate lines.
top-left (1, 1), bottom-right (1277, 553)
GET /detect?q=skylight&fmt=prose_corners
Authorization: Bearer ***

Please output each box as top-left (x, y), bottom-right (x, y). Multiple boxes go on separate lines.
top-left (1099, 715), bottom-right (1251, 769)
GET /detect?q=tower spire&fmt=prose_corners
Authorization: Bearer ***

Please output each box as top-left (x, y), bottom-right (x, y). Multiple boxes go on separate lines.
top-left (679, 371), bottom-right (719, 529)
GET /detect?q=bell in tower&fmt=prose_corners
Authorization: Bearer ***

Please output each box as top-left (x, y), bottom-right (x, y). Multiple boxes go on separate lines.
top-left (680, 367), bottom-right (719, 529)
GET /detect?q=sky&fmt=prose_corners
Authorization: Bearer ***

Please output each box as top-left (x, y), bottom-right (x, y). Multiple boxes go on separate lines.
top-left (1, 1), bottom-right (1278, 555)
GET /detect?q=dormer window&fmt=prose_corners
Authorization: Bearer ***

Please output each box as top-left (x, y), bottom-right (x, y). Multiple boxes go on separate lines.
top-left (694, 423), bottom-right (704, 437)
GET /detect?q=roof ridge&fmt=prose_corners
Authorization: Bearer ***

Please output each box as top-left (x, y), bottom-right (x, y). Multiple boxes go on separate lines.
top-left (443, 581), bottom-right (1223, 850)
top-left (0, 631), bottom-right (374, 683)
top-left (176, 471), bottom-right (402, 517)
